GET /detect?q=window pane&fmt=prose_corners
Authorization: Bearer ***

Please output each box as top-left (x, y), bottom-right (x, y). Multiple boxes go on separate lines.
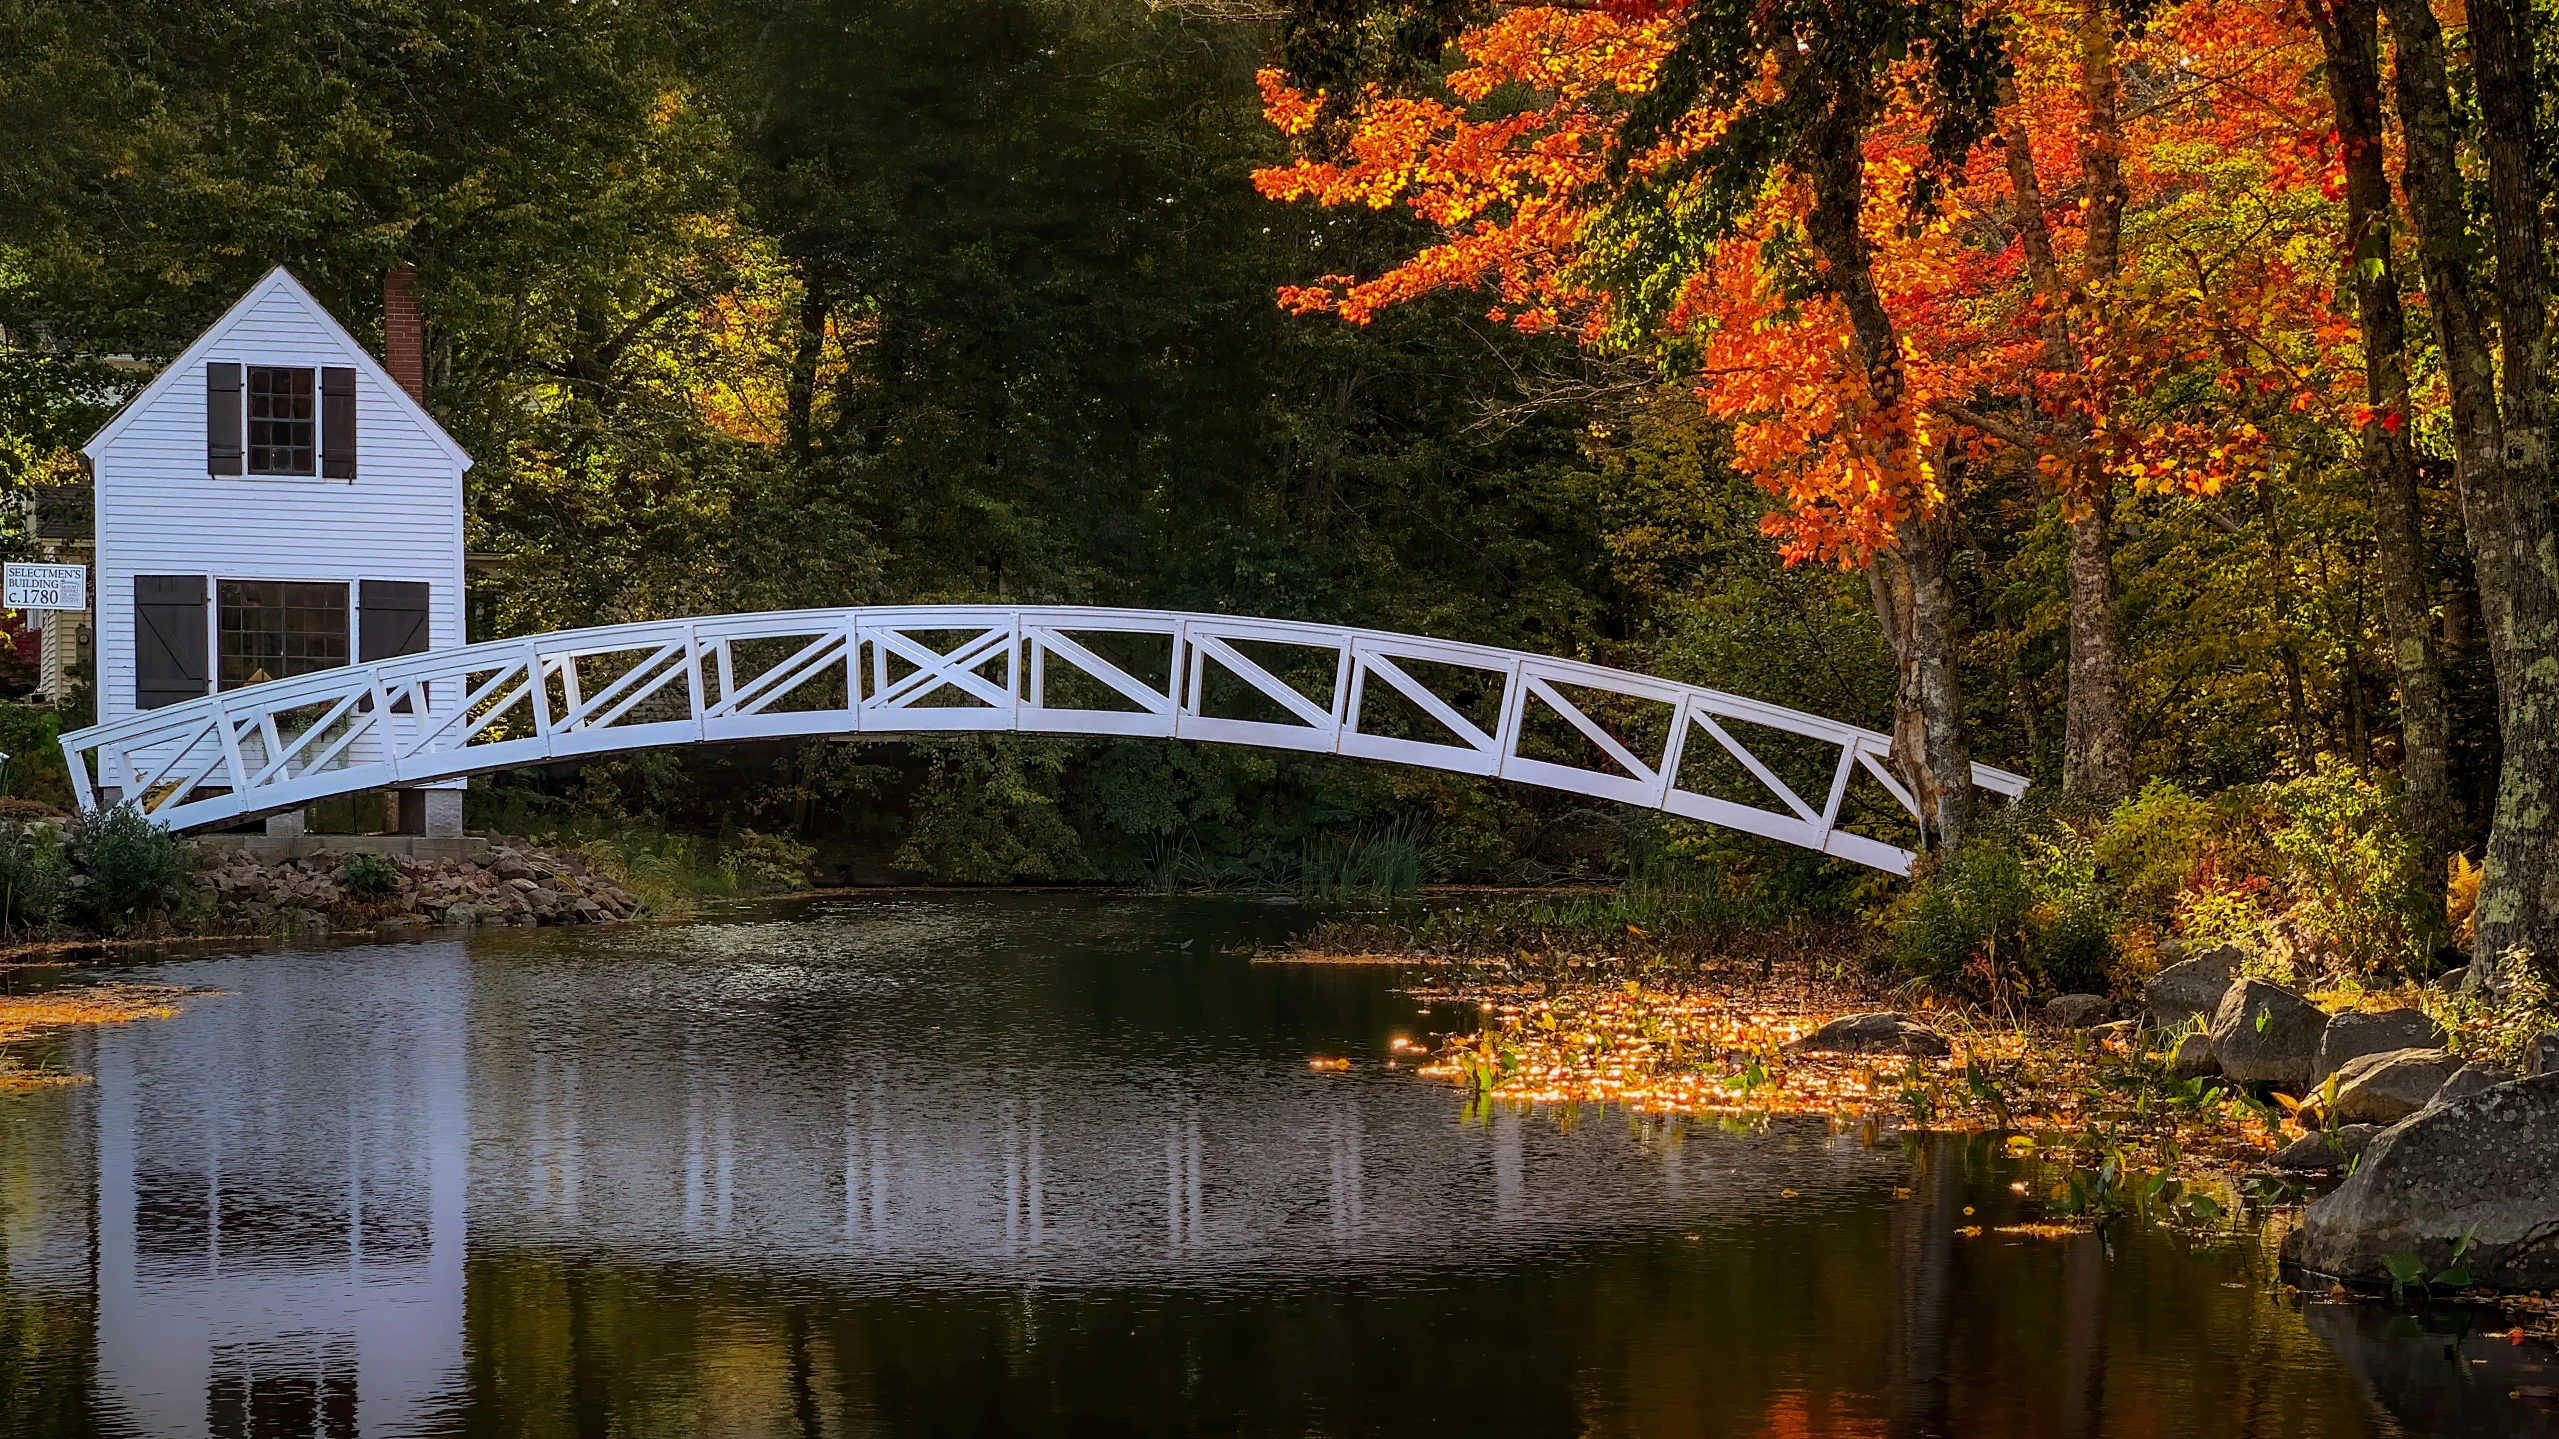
top-left (219, 581), bottom-right (348, 689)
top-left (247, 367), bottom-right (315, 476)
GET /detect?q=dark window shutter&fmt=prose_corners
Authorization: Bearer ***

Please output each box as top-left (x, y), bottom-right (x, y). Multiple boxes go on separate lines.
top-left (206, 363), bottom-right (242, 476)
top-left (136, 575), bottom-right (209, 710)
top-left (321, 367), bottom-right (357, 479)
top-left (359, 581), bottom-right (432, 661)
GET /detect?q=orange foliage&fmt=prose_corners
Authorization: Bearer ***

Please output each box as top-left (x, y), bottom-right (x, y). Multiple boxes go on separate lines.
top-left (1254, 0), bottom-right (2368, 566)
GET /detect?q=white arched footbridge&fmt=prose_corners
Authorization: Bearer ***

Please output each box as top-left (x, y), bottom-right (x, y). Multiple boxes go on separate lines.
top-left (60, 606), bottom-right (2025, 875)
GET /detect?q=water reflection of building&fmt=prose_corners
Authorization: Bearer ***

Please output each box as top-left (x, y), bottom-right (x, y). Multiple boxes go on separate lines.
top-left (92, 945), bottom-right (470, 1439)
top-left (75, 928), bottom-right (1921, 1433)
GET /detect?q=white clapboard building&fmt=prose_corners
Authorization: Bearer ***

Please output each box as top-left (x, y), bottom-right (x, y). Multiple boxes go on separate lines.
top-left (81, 265), bottom-right (469, 833)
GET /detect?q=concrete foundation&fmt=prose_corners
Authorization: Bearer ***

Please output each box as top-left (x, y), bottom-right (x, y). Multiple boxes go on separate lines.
top-left (194, 833), bottom-right (494, 865)
top-left (264, 810), bottom-right (306, 838)
top-left (390, 788), bottom-right (466, 836)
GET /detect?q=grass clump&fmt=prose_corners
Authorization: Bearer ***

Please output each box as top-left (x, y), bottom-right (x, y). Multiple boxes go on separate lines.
top-left (576, 832), bottom-right (738, 920)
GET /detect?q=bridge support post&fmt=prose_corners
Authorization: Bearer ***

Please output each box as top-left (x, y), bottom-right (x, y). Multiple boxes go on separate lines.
top-left (392, 788), bottom-right (465, 837)
top-left (264, 810), bottom-right (305, 838)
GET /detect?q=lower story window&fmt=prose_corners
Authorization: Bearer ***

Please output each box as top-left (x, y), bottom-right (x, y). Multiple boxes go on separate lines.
top-left (219, 580), bottom-right (348, 689)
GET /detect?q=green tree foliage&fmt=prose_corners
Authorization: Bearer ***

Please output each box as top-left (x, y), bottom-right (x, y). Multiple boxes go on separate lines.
top-left (0, 0), bottom-right (2522, 902)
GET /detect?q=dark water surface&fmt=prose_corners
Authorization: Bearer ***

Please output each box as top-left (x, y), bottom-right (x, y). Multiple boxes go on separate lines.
top-left (2, 893), bottom-right (2552, 1437)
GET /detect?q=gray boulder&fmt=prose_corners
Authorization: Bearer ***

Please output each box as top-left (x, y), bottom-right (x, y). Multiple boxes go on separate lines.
top-left (2429, 1062), bottom-right (2513, 1110)
top-left (2283, 1073), bottom-right (2559, 1290)
top-left (2210, 979), bottom-right (2328, 1094)
top-left (2143, 944), bottom-right (2242, 1030)
top-left (2046, 994), bottom-right (2112, 1029)
top-left (2270, 1124), bottom-right (2382, 1172)
top-left (2526, 1031), bottom-right (2559, 1080)
top-left (2168, 1032), bottom-right (2220, 1081)
top-left (1785, 1012), bottom-right (1951, 1058)
top-left (2314, 1008), bottom-right (2448, 1086)
top-left (2330, 1048), bottom-right (2465, 1126)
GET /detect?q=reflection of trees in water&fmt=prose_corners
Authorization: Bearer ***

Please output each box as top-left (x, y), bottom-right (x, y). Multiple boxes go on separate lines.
top-left (0, 909), bottom-right (2454, 1438)
top-left (1884, 1137), bottom-right (1957, 1435)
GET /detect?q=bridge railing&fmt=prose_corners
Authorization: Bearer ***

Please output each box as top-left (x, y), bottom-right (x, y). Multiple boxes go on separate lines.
top-left (61, 606), bottom-right (2026, 875)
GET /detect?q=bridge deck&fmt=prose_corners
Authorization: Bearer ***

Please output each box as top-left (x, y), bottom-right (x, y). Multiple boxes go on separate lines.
top-left (59, 606), bottom-right (2026, 875)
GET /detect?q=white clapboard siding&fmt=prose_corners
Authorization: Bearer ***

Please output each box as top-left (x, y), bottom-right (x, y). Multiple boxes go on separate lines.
top-left (85, 268), bottom-right (470, 736)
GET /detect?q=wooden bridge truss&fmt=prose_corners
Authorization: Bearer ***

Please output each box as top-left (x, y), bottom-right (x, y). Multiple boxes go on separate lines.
top-left (60, 606), bottom-right (2026, 875)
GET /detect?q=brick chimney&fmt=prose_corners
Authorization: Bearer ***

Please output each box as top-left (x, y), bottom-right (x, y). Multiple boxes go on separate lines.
top-left (383, 264), bottom-right (424, 403)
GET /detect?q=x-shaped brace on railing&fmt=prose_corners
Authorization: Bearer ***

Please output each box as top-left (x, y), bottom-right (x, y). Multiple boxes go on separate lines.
top-left (867, 625), bottom-right (1014, 711)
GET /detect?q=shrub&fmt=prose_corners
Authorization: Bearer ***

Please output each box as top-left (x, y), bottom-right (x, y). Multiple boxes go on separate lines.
top-left (1884, 840), bottom-right (2041, 998)
top-left (2094, 781), bottom-right (2216, 932)
top-left (733, 829), bottom-right (817, 892)
top-left (2265, 757), bottom-right (2433, 977)
top-left (2171, 865), bottom-right (2271, 950)
top-left (2026, 828), bottom-right (2116, 996)
top-left (2429, 949), bottom-right (2559, 1073)
top-left (0, 820), bottom-right (70, 932)
top-left (2446, 854), bottom-right (2482, 948)
top-left (72, 805), bottom-right (190, 932)
top-left (1882, 806), bottom-right (2126, 1001)
top-left (338, 851), bottom-right (402, 895)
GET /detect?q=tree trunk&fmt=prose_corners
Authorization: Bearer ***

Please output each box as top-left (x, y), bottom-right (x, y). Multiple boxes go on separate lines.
top-left (2462, 0), bottom-right (2559, 969)
top-left (2061, 4), bottom-right (2133, 804)
top-left (1803, 81), bottom-right (1976, 852)
top-left (1897, 510), bottom-right (1977, 851)
top-left (785, 265), bottom-right (829, 459)
top-left (1992, 32), bottom-right (2134, 806)
top-left (2383, 0), bottom-right (2559, 968)
top-left (2309, 0), bottom-right (2457, 899)
top-left (2063, 499), bottom-right (2132, 802)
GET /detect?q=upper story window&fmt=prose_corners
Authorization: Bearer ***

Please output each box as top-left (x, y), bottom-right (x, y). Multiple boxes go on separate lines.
top-left (247, 367), bottom-right (315, 475)
top-left (207, 362), bottom-right (357, 480)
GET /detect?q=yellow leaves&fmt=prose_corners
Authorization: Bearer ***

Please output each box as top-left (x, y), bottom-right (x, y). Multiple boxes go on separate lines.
top-left (0, 984), bottom-right (197, 1090)
top-left (1254, 69), bottom-right (1321, 138)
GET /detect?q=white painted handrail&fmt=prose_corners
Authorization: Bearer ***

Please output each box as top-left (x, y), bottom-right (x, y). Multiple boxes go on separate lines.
top-left (58, 606), bottom-right (2027, 875)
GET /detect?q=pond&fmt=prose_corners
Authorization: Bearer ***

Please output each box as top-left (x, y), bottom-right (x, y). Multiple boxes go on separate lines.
top-left (1, 893), bottom-right (2550, 1437)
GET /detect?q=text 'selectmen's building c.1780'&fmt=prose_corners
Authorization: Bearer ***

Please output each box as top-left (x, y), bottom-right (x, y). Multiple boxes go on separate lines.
top-left (80, 266), bottom-right (473, 834)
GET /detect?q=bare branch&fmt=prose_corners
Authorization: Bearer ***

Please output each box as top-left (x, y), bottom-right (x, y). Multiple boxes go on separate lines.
top-left (1930, 400), bottom-right (2047, 455)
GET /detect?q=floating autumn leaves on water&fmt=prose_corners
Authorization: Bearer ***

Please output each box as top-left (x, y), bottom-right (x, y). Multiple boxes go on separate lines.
top-left (1401, 967), bottom-right (2299, 1186)
top-left (0, 983), bottom-right (198, 1090)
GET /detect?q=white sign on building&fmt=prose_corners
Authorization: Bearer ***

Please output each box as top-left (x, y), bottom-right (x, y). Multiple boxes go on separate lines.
top-left (4, 562), bottom-right (87, 611)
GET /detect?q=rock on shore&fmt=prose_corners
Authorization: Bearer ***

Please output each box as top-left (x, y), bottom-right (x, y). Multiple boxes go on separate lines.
top-left (2329, 1048), bottom-right (2466, 1126)
top-left (193, 843), bottom-right (642, 933)
top-left (2209, 979), bottom-right (2326, 1093)
top-left (2282, 1073), bottom-right (2559, 1291)
top-left (2142, 944), bottom-right (2241, 1030)
top-left (2314, 1008), bottom-right (2446, 1086)
top-left (1784, 1012), bottom-right (1951, 1058)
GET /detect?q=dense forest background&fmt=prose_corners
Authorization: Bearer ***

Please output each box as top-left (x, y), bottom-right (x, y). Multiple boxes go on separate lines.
top-left (0, 0), bottom-right (2488, 892)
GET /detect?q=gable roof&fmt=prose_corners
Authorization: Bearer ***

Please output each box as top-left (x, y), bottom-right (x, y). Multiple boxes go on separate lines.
top-left (83, 265), bottom-right (473, 470)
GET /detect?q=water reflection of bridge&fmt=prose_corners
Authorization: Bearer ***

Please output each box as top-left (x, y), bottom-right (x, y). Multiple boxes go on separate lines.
top-left (38, 931), bottom-right (1945, 1436)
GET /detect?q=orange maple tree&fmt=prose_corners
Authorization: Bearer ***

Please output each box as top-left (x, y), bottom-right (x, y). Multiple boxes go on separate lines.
top-left (1251, 0), bottom-right (2365, 569)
